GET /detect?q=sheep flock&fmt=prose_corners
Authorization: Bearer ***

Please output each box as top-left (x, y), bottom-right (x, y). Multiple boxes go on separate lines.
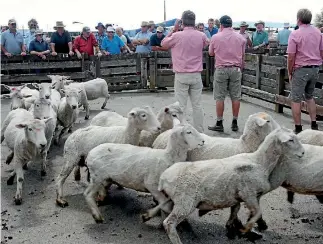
top-left (1, 76), bottom-right (322, 244)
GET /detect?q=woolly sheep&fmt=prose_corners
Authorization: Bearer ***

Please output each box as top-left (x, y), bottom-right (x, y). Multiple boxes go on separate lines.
top-left (36, 82), bottom-right (61, 113)
top-left (153, 112), bottom-right (280, 162)
top-left (297, 129), bottom-right (323, 146)
top-left (90, 101), bottom-right (184, 147)
top-left (1, 108), bottom-right (52, 204)
top-left (5, 85), bottom-right (38, 110)
top-left (54, 87), bottom-right (82, 145)
top-left (55, 105), bottom-right (161, 207)
top-left (83, 124), bottom-right (205, 223)
top-left (142, 127), bottom-right (305, 244)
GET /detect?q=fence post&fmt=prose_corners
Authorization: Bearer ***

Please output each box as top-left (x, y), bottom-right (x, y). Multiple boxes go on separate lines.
top-left (149, 53), bottom-right (157, 90)
top-left (205, 52), bottom-right (210, 88)
top-left (95, 56), bottom-right (101, 78)
top-left (255, 54), bottom-right (262, 89)
top-left (140, 58), bottom-right (148, 88)
top-left (275, 68), bottom-right (285, 113)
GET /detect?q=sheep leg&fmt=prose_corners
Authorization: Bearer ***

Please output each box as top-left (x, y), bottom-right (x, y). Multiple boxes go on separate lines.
top-left (96, 181), bottom-right (112, 206)
top-left (54, 126), bottom-right (63, 145)
top-left (240, 198), bottom-right (262, 234)
top-left (14, 164), bottom-right (24, 205)
top-left (84, 182), bottom-right (104, 223)
top-left (225, 203), bottom-right (243, 239)
top-left (287, 191), bottom-right (295, 204)
top-left (68, 125), bottom-right (73, 133)
top-left (40, 151), bottom-right (48, 177)
top-left (101, 96), bottom-right (109, 109)
top-left (84, 103), bottom-right (90, 120)
top-left (74, 166), bottom-right (81, 181)
top-left (5, 152), bottom-right (14, 165)
top-left (7, 170), bottom-right (16, 185)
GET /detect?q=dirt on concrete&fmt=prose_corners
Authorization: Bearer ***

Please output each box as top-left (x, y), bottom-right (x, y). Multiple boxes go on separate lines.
top-left (1, 91), bottom-right (323, 244)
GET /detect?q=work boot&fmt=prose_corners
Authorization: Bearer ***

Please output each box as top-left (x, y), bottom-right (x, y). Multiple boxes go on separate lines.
top-left (293, 125), bottom-right (302, 134)
top-left (311, 121), bottom-right (318, 130)
top-left (231, 119), bottom-right (239, 132)
top-left (208, 120), bottom-right (224, 132)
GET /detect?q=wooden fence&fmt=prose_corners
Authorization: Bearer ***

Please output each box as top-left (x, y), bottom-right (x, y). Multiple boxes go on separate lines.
top-left (1, 51), bottom-right (322, 115)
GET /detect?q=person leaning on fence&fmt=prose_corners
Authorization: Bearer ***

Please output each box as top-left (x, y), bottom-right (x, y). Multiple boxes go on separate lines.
top-left (239, 21), bottom-right (252, 49)
top-left (50, 21), bottom-right (74, 56)
top-left (277, 22), bottom-right (291, 47)
top-left (161, 10), bottom-right (209, 133)
top-left (29, 29), bottom-right (50, 60)
top-left (73, 27), bottom-right (102, 59)
top-left (94, 22), bottom-right (107, 49)
top-left (208, 15), bottom-right (246, 132)
top-left (132, 21), bottom-right (153, 53)
top-left (101, 27), bottom-right (126, 55)
top-left (150, 26), bottom-right (168, 51)
top-left (115, 27), bottom-right (133, 53)
top-left (251, 20), bottom-right (269, 49)
top-left (148, 21), bottom-right (156, 34)
top-left (24, 18), bottom-right (39, 52)
top-left (287, 8), bottom-right (323, 134)
top-left (1, 19), bottom-right (26, 57)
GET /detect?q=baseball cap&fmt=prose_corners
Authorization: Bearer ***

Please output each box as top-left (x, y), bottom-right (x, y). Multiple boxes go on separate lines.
top-left (8, 19), bottom-right (16, 24)
top-left (219, 15), bottom-right (232, 26)
top-left (156, 26), bottom-right (164, 32)
top-left (82, 26), bottom-right (91, 33)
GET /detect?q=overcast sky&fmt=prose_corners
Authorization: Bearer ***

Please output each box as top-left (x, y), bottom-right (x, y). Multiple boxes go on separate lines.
top-left (1, 0), bottom-right (322, 30)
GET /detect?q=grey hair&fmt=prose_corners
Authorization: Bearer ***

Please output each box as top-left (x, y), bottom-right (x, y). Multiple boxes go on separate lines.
top-left (297, 8), bottom-right (312, 25)
top-left (182, 10), bottom-right (196, 27)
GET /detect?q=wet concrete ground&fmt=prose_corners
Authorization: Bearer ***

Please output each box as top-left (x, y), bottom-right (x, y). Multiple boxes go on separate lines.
top-left (1, 91), bottom-right (323, 244)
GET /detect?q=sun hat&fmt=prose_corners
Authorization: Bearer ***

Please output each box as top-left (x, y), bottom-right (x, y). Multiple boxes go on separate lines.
top-left (54, 21), bottom-right (65, 29)
top-left (95, 22), bottom-right (105, 29)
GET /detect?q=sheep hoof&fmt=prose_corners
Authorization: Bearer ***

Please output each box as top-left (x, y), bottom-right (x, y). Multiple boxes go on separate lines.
top-left (316, 195), bottom-right (323, 204)
top-left (287, 191), bottom-right (295, 204)
top-left (84, 116), bottom-right (89, 120)
top-left (7, 176), bottom-right (15, 185)
top-left (56, 199), bottom-right (69, 208)
top-left (257, 219), bottom-right (268, 231)
top-left (14, 197), bottom-right (22, 205)
top-left (93, 215), bottom-right (104, 223)
top-left (239, 228), bottom-right (263, 241)
top-left (140, 213), bottom-right (151, 223)
top-left (226, 227), bottom-right (237, 239)
top-left (101, 106), bottom-right (105, 109)
top-left (41, 170), bottom-right (47, 177)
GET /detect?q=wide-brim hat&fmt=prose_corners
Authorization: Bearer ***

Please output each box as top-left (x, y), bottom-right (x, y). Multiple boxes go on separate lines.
top-left (8, 19), bottom-right (17, 25)
top-left (148, 21), bottom-right (155, 26)
top-left (141, 21), bottom-right (149, 27)
top-left (156, 26), bottom-right (164, 32)
top-left (106, 27), bottom-right (115, 32)
top-left (95, 22), bottom-right (105, 29)
top-left (54, 21), bottom-right (66, 29)
top-left (35, 29), bottom-right (44, 35)
top-left (254, 20), bottom-right (265, 26)
top-left (240, 21), bottom-right (249, 27)
top-left (283, 22), bottom-right (290, 28)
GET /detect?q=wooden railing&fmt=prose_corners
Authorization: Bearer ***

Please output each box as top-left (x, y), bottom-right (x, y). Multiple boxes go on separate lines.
top-left (1, 51), bottom-right (322, 115)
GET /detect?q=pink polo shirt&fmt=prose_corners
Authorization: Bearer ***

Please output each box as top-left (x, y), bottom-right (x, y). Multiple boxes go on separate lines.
top-left (161, 27), bottom-right (209, 73)
top-left (209, 28), bottom-right (246, 68)
top-left (287, 24), bottom-right (323, 68)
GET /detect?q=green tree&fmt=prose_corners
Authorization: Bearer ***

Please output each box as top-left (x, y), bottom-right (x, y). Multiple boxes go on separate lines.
top-left (314, 8), bottom-right (323, 28)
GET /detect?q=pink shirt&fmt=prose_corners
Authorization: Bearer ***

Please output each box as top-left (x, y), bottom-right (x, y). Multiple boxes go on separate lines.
top-left (209, 28), bottom-right (246, 68)
top-left (287, 24), bottom-right (323, 68)
top-left (161, 27), bottom-right (209, 73)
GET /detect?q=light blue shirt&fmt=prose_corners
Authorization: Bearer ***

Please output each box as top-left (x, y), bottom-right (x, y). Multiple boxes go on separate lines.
top-left (24, 30), bottom-right (36, 51)
top-left (1, 29), bottom-right (24, 54)
top-left (277, 28), bottom-right (291, 45)
top-left (204, 30), bottom-right (211, 39)
top-left (134, 31), bottom-right (153, 53)
top-left (101, 35), bottom-right (125, 55)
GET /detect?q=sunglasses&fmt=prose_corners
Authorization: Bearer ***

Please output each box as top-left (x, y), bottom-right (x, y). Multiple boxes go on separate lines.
top-left (157, 31), bottom-right (162, 33)
top-left (141, 25), bottom-right (147, 27)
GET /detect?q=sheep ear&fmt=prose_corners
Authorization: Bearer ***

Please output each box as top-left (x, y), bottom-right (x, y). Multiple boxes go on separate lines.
top-left (20, 84), bottom-right (27, 89)
top-left (43, 117), bottom-right (53, 124)
top-left (15, 124), bottom-right (27, 129)
top-left (32, 83), bottom-right (39, 89)
top-left (255, 117), bottom-right (268, 127)
top-left (173, 117), bottom-right (181, 126)
top-left (78, 89), bottom-right (82, 94)
top-left (23, 94), bottom-right (33, 98)
top-left (164, 107), bottom-right (169, 113)
top-left (277, 131), bottom-right (291, 143)
top-left (60, 89), bottom-right (65, 94)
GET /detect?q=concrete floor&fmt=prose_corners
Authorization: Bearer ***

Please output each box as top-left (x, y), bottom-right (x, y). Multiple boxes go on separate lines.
top-left (1, 91), bottom-right (323, 244)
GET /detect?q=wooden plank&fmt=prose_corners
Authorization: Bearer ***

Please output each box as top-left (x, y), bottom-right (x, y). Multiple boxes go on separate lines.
top-left (100, 59), bottom-right (136, 68)
top-left (108, 83), bottom-right (141, 92)
top-left (97, 53), bottom-right (142, 61)
top-left (156, 51), bottom-right (171, 58)
top-left (242, 74), bottom-right (256, 83)
top-left (157, 69), bottom-right (207, 76)
top-left (1, 54), bottom-right (84, 63)
top-left (242, 81), bottom-right (256, 88)
top-left (100, 66), bottom-right (137, 76)
top-left (260, 77), bottom-right (276, 88)
top-left (244, 54), bottom-right (258, 62)
top-left (157, 76), bottom-right (174, 87)
top-left (261, 64), bottom-right (277, 75)
top-left (1, 61), bottom-right (82, 70)
top-left (241, 86), bottom-right (276, 103)
top-left (244, 62), bottom-right (257, 71)
top-left (268, 48), bottom-right (287, 56)
top-left (242, 69), bottom-right (257, 76)
top-left (275, 68), bottom-right (285, 113)
top-left (319, 73), bottom-right (323, 84)
top-left (255, 55), bottom-right (262, 88)
top-left (260, 85), bottom-right (276, 94)
top-left (157, 58), bottom-right (172, 65)
top-left (149, 55), bottom-right (157, 89)
top-left (140, 58), bottom-right (148, 88)
top-left (261, 55), bottom-right (286, 66)
top-left (103, 75), bottom-right (141, 84)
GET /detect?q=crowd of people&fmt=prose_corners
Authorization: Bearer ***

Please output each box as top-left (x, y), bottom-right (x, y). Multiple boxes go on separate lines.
top-left (1, 9), bottom-right (322, 134)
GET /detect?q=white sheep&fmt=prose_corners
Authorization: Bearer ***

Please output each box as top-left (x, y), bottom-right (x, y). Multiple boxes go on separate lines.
top-left (1, 108), bottom-right (52, 205)
top-left (142, 127), bottom-right (305, 244)
top-left (83, 124), bottom-right (205, 223)
top-left (54, 87), bottom-right (82, 145)
top-left (35, 82), bottom-right (61, 113)
top-left (90, 101), bottom-right (184, 147)
top-left (55, 105), bottom-right (161, 207)
top-left (5, 85), bottom-right (38, 110)
top-left (297, 129), bottom-right (323, 146)
top-left (153, 112), bottom-right (280, 162)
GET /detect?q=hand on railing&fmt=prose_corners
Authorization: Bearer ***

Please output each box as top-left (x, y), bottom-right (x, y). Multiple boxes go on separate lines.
top-left (51, 51), bottom-right (57, 56)
top-left (69, 51), bottom-right (74, 56)
top-left (76, 52), bottom-right (82, 59)
top-left (21, 52), bottom-right (26, 56)
top-left (4, 52), bottom-right (12, 57)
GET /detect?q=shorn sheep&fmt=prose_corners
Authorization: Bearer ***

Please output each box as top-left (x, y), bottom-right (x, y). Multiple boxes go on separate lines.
top-left (36, 82), bottom-right (61, 113)
top-left (90, 101), bottom-right (184, 147)
top-left (142, 127), bottom-right (305, 244)
top-left (1, 108), bottom-right (52, 204)
top-left (84, 124), bottom-right (205, 223)
top-left (55, 105), bottom-right (161, 207)
top-left (153, 112), bottom-right (280, 162)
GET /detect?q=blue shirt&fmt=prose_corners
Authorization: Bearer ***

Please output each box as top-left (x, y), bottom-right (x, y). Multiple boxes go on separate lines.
top-left (29, 38), bottom-right (49, 52)
top-left (101, 35), bottom-right (125, 55)
top-left (1, 29), bottom-right (24, 55)
top-left (204, 30), bottom-right (211, 39)
top-left (94, 32), bottom-right (107, 48)
top-left (150, 33), bottom-right (165, 47)
top-left (134, 31), bottom-right (153, 53)
top-left (252, 31), bottom-right (269, 46)
top-left (206, 27), bottom-right (218, 36)
top-left (277, 28), bottom-right (291, 45)
top-left (24, 30), bottom-right (35, 51)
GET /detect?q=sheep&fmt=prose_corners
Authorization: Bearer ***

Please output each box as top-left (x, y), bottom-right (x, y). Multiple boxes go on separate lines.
top-left (5, 85), bottom-right (38, 110)
top-left (35, 82), bottom-right (61, 113)
top-left (55, 105), bottom-right (161, 207)
top-left (83, 124), bottom-right (205, 223)
top-left (153, 112), bottom-right (280, 162)
top-left (1, 108), bottom-right (52, 204)
top-left (90, 101), bottom-right (184, 147)
top-left (142, 127), bottom-right (305, 244)
top-left (53, 87), bottom-right (82, 145)
top-left (297, 129), bottom-right (323, 146)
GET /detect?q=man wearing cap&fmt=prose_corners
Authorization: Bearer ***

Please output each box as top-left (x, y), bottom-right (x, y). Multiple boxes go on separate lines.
top-left (1, 19), bottom-right (26, 57)
top-left (94, 22), bottom-right (107, 48)
top-left (208, 15), bottom-right (246, 132)
top-left (251, 20), bottom-right (269, 48)
top-left (239, 21), bottom-right (252, 49)
top-left (29, 29), bottom-right (50, 59)
top-left (148, 21), bottom-right (156, 33)
top-left (150, 26), bottom-right (168, 51)
top-left (73, 27), bottom-right (102, 59)
top-left (277, 23), bottom-right (291, 46)
top-left (50, 21), bottom-right (73, 56)
top-left (132, 21), bottom-right (153, 53)
top-left (287, 8), bottom-right (323, 133)
top-left (161, 10), bottom-right (209, 133)
top-left (101, 27), bottom-right (126, 55)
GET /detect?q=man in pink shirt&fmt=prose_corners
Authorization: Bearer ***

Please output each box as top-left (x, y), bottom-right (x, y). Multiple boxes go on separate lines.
top-left (287, 8), bottom-right (323, 134)
top-left (208, 15), bottom-right (246, 132)
top-left (161, 10), bottom-right (209, 132)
